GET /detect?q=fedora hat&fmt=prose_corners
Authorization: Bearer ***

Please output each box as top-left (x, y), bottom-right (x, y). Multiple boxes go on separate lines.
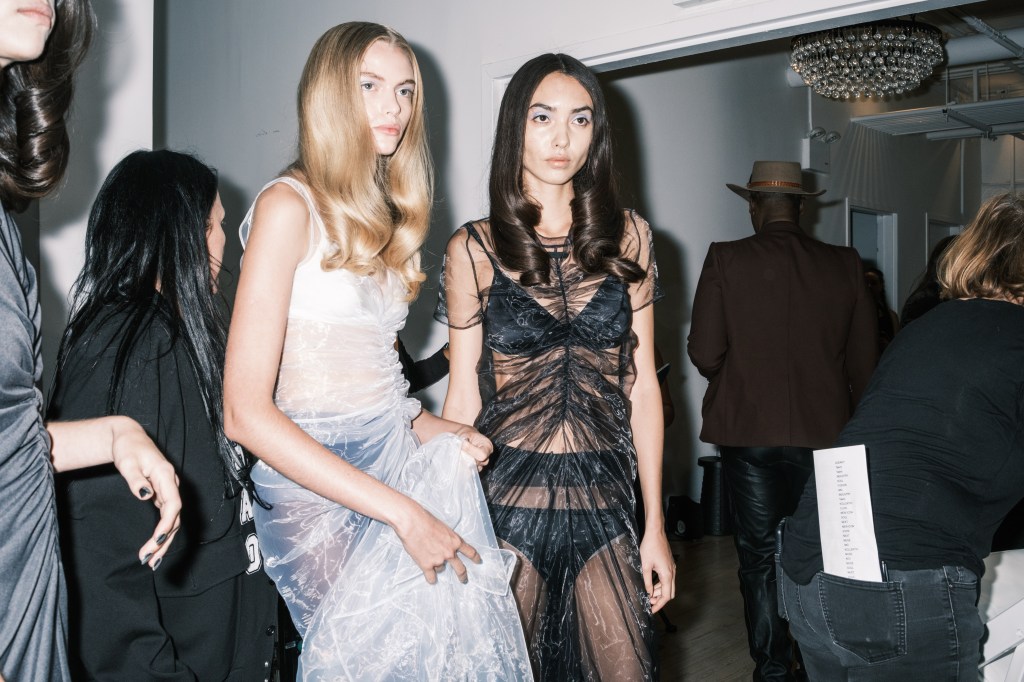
top-left (726, 160), bottom-right (825, 200)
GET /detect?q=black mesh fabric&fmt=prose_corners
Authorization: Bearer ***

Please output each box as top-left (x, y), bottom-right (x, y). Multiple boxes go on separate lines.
top-left (436, 212), bottom-right (662, 680)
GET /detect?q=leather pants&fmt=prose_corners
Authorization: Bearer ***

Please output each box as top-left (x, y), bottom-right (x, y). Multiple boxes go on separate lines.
top-left (720, 446), bottom-right (813, 682)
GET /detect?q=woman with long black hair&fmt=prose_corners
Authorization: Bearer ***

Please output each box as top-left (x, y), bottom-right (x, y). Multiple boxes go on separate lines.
top-left (48, 149), bottom-right (278, 680)
top-left (439, 53), bottom-right (676, 680)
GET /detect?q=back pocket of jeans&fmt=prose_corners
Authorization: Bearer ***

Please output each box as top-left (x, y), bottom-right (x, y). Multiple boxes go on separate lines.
top-left (818, 573), bottom-right (906, 663)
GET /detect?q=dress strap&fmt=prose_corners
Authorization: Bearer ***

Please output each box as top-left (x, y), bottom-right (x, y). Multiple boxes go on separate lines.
top-left (239, 177), bottom-right (327, 264)
top-left (463, 221), bottom-right (503, 270)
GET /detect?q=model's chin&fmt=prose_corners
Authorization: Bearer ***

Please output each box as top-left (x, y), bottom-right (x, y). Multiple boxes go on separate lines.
top-left (0, 33), bottom-right (50, 67)
top-left (372, 134), bottom-right (403, 157)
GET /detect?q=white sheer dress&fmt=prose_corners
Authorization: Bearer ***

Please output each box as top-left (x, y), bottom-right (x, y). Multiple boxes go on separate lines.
top-left (240, 177), bottom-right (531, 681)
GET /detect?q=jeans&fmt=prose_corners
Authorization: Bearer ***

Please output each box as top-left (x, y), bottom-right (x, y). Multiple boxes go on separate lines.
top-left (721, 446), bottom-right (814, 681)
top-left (777, 558), bottom-right (984, 681)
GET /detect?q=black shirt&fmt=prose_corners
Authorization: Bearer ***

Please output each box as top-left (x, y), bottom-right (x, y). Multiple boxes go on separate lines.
top-left (782, 298), bottom-right (1024, 582)
top-left (49, 304), bottom-right (271, 678)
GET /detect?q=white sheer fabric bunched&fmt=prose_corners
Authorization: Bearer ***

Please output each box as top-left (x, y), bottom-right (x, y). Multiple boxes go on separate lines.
top-left (240, 178), bottom-right (532, 680)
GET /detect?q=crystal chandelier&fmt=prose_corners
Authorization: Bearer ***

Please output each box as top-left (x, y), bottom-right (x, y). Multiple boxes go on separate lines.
top-left (791, 20), bottom-right (944, 100)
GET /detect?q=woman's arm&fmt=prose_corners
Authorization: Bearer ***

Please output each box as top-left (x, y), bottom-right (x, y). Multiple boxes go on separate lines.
top-left (47, 416), bottom-right (180, 567)
top-left (441, 324), bottom-right (484, 426)
top-left (223, 183), bottom-right (477, 583)
top-left (630, 303), bottom-right (677, 613)
top-left (411, 408), bottom-right (491, 470)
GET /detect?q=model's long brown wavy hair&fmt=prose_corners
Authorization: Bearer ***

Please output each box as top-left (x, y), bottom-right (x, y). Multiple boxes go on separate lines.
top-left (939, 192), bottom-right (1024, 302)
top-left (0, 0), bottom-right (95, 212)
top-left (288, 22), bottom-right (431, 300)
top-left (488, 53), bottom-right (642, 287)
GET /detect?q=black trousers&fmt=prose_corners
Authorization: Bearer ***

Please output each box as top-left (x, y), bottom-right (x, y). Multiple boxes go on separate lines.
top-left (720, 446), bottom-right (813, 682)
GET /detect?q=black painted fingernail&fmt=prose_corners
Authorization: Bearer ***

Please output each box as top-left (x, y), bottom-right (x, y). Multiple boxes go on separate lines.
top-left (151, 557), bottom-right (163, 571)
top-left (139, 487), bottom-right (152, 498)
top-left (140, 552), bottom-right (152, 565)
top-left (155, 534), bottom-right (167, 545)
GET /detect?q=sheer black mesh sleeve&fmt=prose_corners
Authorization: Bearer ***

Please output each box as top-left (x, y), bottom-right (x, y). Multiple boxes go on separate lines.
top-left (434, 224), bottom-right (493, 330)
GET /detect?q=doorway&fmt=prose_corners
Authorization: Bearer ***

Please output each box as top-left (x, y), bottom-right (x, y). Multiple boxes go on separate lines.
top-left (848, 203), bottom-right (898, 310)
top-left (925, 215), bottom-right (963, 262)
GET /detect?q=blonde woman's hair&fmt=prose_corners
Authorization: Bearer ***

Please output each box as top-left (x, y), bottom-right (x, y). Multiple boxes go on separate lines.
top-left (289, 22), bottom-right (431, 300)
top-left (939, 192), bottom-right (1024, 302)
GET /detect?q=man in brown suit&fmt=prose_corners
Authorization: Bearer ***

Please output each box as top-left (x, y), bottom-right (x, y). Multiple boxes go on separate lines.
top-left (687, 161), bottom-right (877, 682)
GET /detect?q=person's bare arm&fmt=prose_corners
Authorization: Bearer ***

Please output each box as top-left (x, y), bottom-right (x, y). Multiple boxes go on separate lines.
top-left (223, 183), bottom-right (477, 583)
top-left (630, 304), bottom-right (676, 613)
top-left (47, 416), bottom-right (180, 568)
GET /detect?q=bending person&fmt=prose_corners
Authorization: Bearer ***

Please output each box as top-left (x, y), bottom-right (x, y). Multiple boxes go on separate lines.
top-left (439, 53), bottom-right (675, 680)
top-left (779, 192), bottom-right (1024, 678)
top-left (0, 2), bottom-right (179, 679)
top-left (223, 22), bottom-right (529, 679)
top-left (48, 150), bottom-right (279, 680)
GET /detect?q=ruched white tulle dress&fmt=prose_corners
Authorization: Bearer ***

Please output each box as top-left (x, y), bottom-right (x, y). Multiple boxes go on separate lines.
top-left (240, 177), bottom-right (531, 681)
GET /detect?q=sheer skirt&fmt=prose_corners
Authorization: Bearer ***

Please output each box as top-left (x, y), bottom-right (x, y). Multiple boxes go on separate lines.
top-left (253, 408), bottom-right (531, 681)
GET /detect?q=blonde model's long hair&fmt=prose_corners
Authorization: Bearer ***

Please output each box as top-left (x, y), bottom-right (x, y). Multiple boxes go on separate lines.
top-left (289, 22), bottom-right (431, 300)
top-left (939, 192), bottom-right (1024, 302)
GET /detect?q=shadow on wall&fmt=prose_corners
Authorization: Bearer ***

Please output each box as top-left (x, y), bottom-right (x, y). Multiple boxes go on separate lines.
top-left (215, 174), bottom-right (250, 301)
top-left (602, 81), bottom-right (695, 499)
top-left (39, 0), bottom-right (123, 396)
top-left (404, 43), bottom-right (454, 414)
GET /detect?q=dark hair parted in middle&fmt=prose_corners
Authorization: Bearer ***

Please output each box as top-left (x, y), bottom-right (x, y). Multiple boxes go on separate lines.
top-left (55, 149), bottom-right (245, 493)
top-left (489, 53), bottom-right (643, 287)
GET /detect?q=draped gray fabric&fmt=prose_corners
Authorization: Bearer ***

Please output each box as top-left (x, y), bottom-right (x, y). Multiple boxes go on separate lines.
top-left (0, 207), bottom-right (70, 681)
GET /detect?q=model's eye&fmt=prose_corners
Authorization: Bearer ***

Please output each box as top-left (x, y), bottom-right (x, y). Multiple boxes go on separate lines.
top-left (360, 81), bottom-right (375, 91)
top-left (398, 86), bottom-right (415, 98)
top-left (530, 112), bottom-right (550, 123)
top-left (572, 114), bottom-right (592, 127)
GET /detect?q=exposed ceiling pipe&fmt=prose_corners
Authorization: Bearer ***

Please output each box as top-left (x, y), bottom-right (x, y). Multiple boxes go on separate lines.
top-left (786, 28), bottom-right (1024, 87)
top-left (958, 15), bottom-right (1024, 60)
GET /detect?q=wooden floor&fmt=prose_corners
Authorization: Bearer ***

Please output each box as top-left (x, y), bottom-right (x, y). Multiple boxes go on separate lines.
top-left (657, 534), bottom-right (752, 681)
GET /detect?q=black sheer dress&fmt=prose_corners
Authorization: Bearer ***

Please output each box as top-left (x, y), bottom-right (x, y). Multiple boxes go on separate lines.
top-left (437, 212), bottom-right (661, 681)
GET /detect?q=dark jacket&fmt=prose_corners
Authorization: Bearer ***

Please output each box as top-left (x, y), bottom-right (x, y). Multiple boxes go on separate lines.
top-left (49, 305), bottom-right (269, 679)
top-left (687, 220), bottom-right (878, 449)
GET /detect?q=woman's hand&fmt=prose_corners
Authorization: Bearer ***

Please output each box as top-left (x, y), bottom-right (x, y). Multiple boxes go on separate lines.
top-left (640, 529), bottom-right (676, 614)
top-left (392, 500), bottom-right (481, 584)
top-left (47, 416), bottom-right (182, 569)
top-left (109, 418), bottom-right (182, 569)
top-left (454, 424), bottom-right (493, 470)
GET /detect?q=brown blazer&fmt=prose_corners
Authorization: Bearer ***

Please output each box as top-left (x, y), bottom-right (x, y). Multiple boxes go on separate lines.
top-left (687, 220), bottom-right (878, 449)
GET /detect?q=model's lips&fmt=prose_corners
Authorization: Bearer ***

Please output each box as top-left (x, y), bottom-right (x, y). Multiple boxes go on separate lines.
top-left (374, 125), bottom-right (401, 136)
top-left (18, 2), bottom-right (53, 25)
top-left (547, 157), bottom-right (571, 167)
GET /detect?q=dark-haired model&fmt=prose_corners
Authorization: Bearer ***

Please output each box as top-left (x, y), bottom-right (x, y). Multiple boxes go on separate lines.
top-left (0, 2), bottom-right (180, 680)
top-left (440, 53), bottom-right (675, 680)
top-left (48, 150), bottom-right (279, 679)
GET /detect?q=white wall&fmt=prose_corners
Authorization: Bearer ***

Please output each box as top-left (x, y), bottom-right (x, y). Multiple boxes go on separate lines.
top-left (38, 0), bottom-right (153, 389)
top-left (982, 136), bottom-right (1024, 198)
